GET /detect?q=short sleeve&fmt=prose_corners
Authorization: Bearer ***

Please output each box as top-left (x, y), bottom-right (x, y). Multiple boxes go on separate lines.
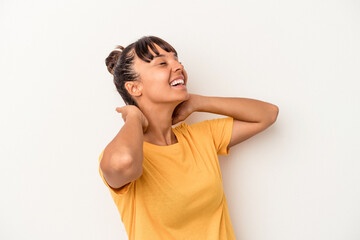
top-left (98, 149), bottom-right (134, 196)
top-left (205, 116), bottom-right (234, 155)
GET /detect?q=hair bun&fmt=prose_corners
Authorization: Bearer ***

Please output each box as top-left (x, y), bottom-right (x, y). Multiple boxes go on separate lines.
top-left (105, 45), bottom-right (125, 75)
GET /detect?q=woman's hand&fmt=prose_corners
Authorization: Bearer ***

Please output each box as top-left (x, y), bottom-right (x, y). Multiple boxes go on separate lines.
top-left (116, 105), bottom-right (149, 133)
top-left (172, 94), bottom-right (202, 125)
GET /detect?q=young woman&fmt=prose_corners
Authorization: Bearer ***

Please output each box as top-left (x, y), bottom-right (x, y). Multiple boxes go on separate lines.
top-left (99, 35), bottom-right (279, 239)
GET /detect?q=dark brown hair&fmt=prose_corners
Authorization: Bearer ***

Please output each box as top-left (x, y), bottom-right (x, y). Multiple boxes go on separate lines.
top-left (105, 36), bottom-right (178, 108)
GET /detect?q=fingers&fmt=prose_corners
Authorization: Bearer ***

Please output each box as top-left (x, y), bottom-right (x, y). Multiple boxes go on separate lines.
top-left (115, 107), bottom-right (126, 122)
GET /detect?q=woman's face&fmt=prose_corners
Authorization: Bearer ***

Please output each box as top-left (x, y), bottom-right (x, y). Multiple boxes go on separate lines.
top-left (132, 44), bottom-right (189, 105)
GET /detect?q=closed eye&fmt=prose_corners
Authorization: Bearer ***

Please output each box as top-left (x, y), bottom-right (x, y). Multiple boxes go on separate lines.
top-left (158, 60), bottom-right (182, 66)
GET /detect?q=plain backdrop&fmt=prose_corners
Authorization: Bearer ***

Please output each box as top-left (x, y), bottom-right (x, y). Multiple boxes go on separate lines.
top-left (1, 0), bottom-right (359, 239)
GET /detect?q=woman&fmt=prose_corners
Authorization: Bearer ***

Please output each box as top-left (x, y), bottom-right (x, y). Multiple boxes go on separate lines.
top-left (99, 35), bottom-right (279, 239)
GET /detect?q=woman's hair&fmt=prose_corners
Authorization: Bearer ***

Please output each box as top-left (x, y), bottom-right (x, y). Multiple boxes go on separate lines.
top-left (105, 36), bottom-right (178, 108)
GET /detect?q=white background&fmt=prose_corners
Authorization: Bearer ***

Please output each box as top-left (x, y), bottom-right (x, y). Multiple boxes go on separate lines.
top-left (1, 0), bottom-right (359, 239)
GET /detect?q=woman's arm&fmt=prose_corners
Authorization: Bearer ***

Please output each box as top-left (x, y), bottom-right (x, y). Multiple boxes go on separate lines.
top-left (172, 94), bottom-right (279, 147)
top-left (194, 94), bottom-right (278, 124)
top-left (196, 94), bottom-right (279, 147)
top-left (100, 106), bottom-right (147, 189)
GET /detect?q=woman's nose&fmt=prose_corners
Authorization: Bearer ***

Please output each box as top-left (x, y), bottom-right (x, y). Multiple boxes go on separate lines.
top-left (172, 61), bottom-right (183, 72)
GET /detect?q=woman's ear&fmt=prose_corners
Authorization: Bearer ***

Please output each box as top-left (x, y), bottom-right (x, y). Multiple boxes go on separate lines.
top-left (125, 81), bottom-right (142, 97)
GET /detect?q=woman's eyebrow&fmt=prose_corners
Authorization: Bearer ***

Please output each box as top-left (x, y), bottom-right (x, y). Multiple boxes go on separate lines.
top-left (153, 53), bottom-right (178, 59)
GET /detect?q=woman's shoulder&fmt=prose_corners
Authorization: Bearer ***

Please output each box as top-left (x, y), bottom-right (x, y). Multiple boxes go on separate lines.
top-left (173, 119), bottom-right (209, 133)
top-left (175, 117), bottom-right (233, 133)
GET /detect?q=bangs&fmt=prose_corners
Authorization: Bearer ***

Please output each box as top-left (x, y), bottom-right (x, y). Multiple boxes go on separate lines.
top-left (134, 36), bottom-right (178, 63)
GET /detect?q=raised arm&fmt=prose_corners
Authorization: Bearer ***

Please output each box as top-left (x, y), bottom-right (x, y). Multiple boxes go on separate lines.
top-left (196, 95), bottom-right (278, 147)
top-left (172, 94), bottom-right (279, 148)
top-left (100, 105), bottom-right (148, 189)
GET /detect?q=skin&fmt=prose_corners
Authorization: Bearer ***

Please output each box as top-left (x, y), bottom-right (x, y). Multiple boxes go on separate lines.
top-left (106, 43), bottom-right (279, 189)
top-left (121, 43), bottom-right (280, 148)
top-left (123, 44), bottom-right (190, 146)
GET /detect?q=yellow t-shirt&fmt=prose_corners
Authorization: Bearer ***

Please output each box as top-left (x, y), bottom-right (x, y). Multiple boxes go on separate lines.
top-left (98, 116), bottom-right (236, 240)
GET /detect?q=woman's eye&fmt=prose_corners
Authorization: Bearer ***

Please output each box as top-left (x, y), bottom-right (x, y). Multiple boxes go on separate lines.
top-left (158, 61), bottom-right (182, 66)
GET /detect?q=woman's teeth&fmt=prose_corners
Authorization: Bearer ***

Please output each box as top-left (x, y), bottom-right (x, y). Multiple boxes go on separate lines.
top-left (170, 79), bottom-right (185, 86)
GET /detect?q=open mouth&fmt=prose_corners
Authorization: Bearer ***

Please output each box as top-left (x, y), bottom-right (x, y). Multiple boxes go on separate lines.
top-left (169, 79), bottom-right (185, 87)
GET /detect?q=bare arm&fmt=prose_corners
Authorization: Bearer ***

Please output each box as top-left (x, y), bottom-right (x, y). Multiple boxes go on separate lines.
top-left (195, 95), bottom-right (278, 123)
top-left (194, 95), bottom-right (279, 147)
top-left (100, 107), bottom-right (148, 189)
